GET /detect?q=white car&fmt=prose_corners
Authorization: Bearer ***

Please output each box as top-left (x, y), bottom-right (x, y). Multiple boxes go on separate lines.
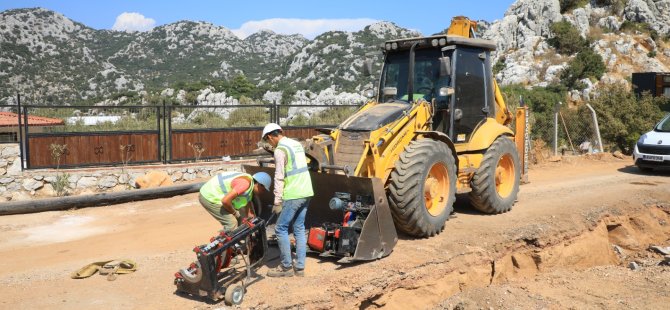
top-left (633, 113), bottom-right (670, 171)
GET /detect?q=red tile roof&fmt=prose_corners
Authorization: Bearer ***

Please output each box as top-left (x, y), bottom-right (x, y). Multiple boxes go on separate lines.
top-left (0, 112), bottom-right (64, 127)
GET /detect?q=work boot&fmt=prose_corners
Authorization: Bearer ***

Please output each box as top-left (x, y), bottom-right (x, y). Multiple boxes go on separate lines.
top-left (267, 265), bottom-right (294, 277)
top-left (294, 267), bottom-right (305, 277)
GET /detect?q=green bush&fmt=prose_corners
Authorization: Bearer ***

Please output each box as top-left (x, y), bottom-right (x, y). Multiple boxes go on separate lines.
top-left (286, 107), bottom-right (360, 126)
top-left (548, 21), bottom-right (588, 55)
top-left (560, 0), bottom-right (590, 13)
top-left (560, 48), bottom-right (606, 90)
top-left (226, 74), bottom-right (257, 100)
top-left (184, 91), bottom-right (198, 104)
top-left (588, 84), bottom-right (669, 154)
top-left (281, 86), bottom-right (297, 105)
top-left (502, 84), bottom-right (567, 144)
top-left (493, 56), bottom-right (507, 74)
top-left (620, 21), bottom-right (659, 41)
top-left (593, 0), bottom-right (626, 14)
top-left (53, 173), bottom-right (70, 197)
top-left (225, 107), bottom-right (268, 127)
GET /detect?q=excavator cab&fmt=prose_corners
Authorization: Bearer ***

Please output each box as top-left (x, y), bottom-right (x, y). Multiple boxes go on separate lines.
top-left (371, 35), bottom-right (498, 145)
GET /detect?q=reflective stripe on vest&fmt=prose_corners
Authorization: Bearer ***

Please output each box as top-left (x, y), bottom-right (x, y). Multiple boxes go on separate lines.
top-left (276, 137), bottom-right (313, 200)
top-left (200, 172), bottom-right (253, 209)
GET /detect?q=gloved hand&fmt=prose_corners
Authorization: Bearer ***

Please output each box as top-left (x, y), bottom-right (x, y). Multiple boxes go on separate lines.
top-left (272, 204), bottom-right (282, 215)
top-left (233, 210), bottom-right (241, 219)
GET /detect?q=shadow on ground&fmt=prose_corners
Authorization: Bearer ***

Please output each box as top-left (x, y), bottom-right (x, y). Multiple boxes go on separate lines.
top-left (618, 165), bottom-right (670, 177)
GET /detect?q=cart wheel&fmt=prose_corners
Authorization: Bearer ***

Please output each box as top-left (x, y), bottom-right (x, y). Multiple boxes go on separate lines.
top-left (224, 284), bottom-right (245, 305)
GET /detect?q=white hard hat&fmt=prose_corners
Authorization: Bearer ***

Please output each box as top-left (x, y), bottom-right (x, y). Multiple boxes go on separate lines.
top-left (262, 123), bottom-right (282, 139)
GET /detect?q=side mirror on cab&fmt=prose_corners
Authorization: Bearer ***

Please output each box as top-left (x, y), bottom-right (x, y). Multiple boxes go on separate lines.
top-left (363, 59), bottom-right (373, 77)
top-left (439, 56), bottom-right (451, 77)
top-left (438, 87), bottom-right (454, 97)
top-left (381, 87), bottom-right (398, 102)
top-left (362, 88), bottom-right (375, 98)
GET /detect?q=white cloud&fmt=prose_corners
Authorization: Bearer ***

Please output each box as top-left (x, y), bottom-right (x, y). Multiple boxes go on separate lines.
top-left (112, 12), bottom-right (156, 32)
top-left (231, 18), bottom-right (379, 39)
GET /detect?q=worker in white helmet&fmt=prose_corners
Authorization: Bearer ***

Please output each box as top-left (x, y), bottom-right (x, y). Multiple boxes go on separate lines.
top-left (262, 123), bottom-right (314, 277)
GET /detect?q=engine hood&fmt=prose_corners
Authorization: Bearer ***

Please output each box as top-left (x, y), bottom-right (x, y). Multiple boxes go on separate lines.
top-left (639, 130), bottom-right (670, 146)
top-left (340, 103), bottom-right (412, 131)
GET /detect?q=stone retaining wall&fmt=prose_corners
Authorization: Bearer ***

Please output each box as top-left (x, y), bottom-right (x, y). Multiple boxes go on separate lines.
top-left (0, 144), bottom-right (252, 202)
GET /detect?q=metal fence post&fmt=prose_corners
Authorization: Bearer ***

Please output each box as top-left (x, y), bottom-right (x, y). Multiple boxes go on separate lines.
top-left (167, 103), bottom-right (173, 163)
top-left (23, 103), bottom-right (30, 169)
top-left (554, 102), bottom-right (560, 156)
top-left (585, 103), bottom-right (604, 153)
top-left (162, 100), bottom-right (167, 163)
top-left (155, 105), bottom-right (161, 163)
top-left (273, 100), bottom-right (279, 124)
top-left (16, 93), bottom-right (24, 170)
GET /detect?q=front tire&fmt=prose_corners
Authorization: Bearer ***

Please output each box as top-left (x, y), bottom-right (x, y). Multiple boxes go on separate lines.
top-left (388, 139), bottom-right (457, 237)
top-left (469, 136), bottom-right (520, 214)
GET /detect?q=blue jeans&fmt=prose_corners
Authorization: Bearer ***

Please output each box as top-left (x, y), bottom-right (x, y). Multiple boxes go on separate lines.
top-left (275, 197), bottom-right (310, 270)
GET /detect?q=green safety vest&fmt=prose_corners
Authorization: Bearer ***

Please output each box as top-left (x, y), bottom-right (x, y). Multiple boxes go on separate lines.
top-left (200, 172), bottom-right (254, 209)
top-left (276, 137), bottom-right (314, 199)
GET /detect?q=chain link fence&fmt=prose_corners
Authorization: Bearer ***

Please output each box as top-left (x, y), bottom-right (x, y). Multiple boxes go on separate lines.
top-left (527, 102), bottom-right (603, 164)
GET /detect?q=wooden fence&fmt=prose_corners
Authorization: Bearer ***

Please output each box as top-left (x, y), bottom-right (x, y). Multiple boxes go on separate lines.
top-left (27, 132), bottom-right (160, 168)
top-left (169, 127), bottom-right (325, 161)
top-left (14, 101), bottom-right (359, 169)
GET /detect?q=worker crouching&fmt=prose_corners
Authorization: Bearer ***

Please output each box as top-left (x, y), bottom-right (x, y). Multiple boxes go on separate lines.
top-left (199, 171), bottom-right (272, 232)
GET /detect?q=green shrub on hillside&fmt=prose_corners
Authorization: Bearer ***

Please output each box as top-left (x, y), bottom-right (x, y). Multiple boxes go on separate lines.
top-left (595, 0), bottom-right (627, 14)
top-left (560, 48), bottom-right (606, 90)
top-left (502, 84), bottom-right (567, 144)
top-left (548, 21), bottom-right (588, 55)
top-left (225, 107), bottom-right (269, 127)
top-left (620, 21), bottom-right (659, 41)
top-left (281, 86), bottom-right (297, 105)
top-left (286, 106), bottom-right (359, 126)
top-left (493, 56), bottom-right (507, 75)
top-left (226, 74), bottom-right (257, 100)
top-left (559, 0), bottom-right (590, 13)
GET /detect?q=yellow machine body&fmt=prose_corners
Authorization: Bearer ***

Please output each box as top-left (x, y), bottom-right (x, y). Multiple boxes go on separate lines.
top-left (248, 17), bottom-right (529, 261)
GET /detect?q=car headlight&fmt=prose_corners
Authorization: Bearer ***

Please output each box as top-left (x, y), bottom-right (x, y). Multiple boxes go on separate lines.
top-left (638, 134), bottom-right (647, 144)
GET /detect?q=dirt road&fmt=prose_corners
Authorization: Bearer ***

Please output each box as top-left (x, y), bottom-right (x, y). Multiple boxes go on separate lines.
top-left (1, 156), bottom-right (669, 309)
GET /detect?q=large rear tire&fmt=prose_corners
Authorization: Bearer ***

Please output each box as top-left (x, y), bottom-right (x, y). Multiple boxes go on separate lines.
top-left (388, 139), bottom-right (457, 237)
top-left (469, 136), bottom-right (520, 214)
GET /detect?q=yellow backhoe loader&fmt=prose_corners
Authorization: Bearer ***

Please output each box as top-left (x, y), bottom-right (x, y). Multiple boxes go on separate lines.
top-left (246, 16), bottom-right (528, 263)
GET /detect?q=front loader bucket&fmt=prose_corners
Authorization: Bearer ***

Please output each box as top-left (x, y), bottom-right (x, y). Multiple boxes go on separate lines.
top-left (244, 165), bottom-right (397, 262)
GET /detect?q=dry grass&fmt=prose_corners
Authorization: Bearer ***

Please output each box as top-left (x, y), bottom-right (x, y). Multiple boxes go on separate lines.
top-left (531, 139), bottom-right (551, 165)
top-left (589, 26), bottom-right (605, 41)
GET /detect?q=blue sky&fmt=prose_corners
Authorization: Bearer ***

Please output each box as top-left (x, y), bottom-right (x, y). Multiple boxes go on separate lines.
top-left (0, 0), bottom-right (516, 39)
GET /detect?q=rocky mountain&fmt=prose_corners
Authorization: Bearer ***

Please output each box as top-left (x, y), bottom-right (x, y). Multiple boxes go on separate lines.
top-left (483, 0), bottom-right (670, 100)
top-left (2, 2), bottom-right (669, 106)
top-left (0, 8), bottom-right (418, 105)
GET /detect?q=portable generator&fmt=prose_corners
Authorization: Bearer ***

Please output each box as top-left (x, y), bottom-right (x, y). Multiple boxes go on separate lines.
top-left (307, 192), bottom-right (374, 261)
